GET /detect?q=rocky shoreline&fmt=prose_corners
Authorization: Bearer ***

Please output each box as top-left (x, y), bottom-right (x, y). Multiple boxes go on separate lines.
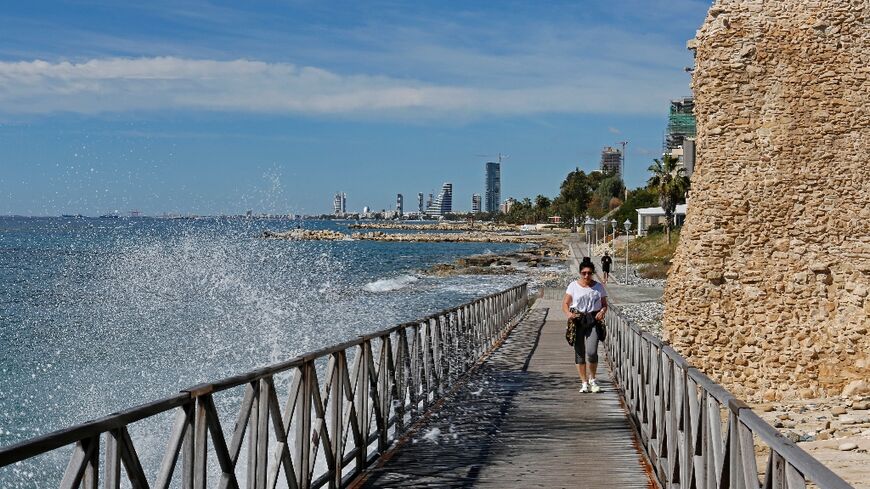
top-left (262, 227), bottom-right (573, 292)
top-left (347, 222), bottom-right (519, 232)
top-left (262, 228), bottom-right (560, 245)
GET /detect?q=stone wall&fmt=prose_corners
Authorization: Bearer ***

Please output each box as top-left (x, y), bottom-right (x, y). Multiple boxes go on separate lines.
top-left (664, 0), bottom-right (870, 401)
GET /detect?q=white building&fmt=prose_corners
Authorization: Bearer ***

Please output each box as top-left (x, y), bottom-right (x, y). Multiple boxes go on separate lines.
top-left (471, 194), bottom-right (482, 213)
top-left (636, 203), bottom-right (687, 235)
top-left (426, 183), bottom-right (453, 216)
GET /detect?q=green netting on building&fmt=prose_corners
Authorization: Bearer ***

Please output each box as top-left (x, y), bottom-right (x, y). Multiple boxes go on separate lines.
top-left (665, 98), bottom-right (696, 151)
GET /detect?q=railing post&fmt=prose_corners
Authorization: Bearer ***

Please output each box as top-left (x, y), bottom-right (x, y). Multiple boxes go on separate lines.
top-left (296, 363), bottom-right (312, 489)
top-left (193, 397), bottom-right (208, 489)
top-left (256, 378), bottom-right (270, 489)
top-left (330, 352), bottom-right (344, 488)
top-left (357, 342), bottom-right (370, 471)
top-left (248, 380), bottom-right (260, 489)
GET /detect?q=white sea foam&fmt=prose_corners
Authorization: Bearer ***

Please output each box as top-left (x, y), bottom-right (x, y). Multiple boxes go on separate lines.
top-left (363, 274), bottom-right (419, 292)
top-left (421, 427), bottom-right (441, 444)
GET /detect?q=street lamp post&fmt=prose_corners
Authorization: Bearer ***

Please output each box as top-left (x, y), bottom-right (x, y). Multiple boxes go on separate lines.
top-left (593, 219), bottom-right (599, 247)
top-left (611, 218), bottom-right (617, 244)
top-left (623, 219), bottom-right (632, 284)
top-left (618, 140), bottom-right (628, 202)
top-left (584, 218), bottom-right (594, 258)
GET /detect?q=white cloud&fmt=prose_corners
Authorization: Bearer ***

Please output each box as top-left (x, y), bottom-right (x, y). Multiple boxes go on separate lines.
top-left (0, 56), bottom-right (685, 118)
top-left (608, 126), bottom-right (622, 135)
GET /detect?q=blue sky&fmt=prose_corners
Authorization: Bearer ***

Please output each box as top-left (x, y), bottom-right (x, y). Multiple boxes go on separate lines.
top-left (0, 0), bottom-right (711, 216)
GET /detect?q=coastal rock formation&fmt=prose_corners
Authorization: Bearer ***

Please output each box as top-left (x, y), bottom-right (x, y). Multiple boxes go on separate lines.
top-left (664, 0), bottom-right (870, 400)
top-left (264, 228), bottom-right (566, 247)
top-left (348, 222), bottom-right (519, 232)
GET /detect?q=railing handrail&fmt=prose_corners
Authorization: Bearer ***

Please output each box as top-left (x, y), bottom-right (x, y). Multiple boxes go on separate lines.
top-left (605, 305), bottom-right (854, 489)
top-left (1, 282), bottom-right (530, 489)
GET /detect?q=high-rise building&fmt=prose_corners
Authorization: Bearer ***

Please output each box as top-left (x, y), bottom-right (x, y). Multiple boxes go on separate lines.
top-left (426, 183), bottom-right (453, 216)
top-left (417, 193), bottom-right (424, 216)
top-left (485, 162), bottom-right (501, 213)
top-left (427, 193), bottom-right (434, 210)
top-left (341, 193), bottom-right (346, 214)
top-left (333, 192), bottom-right (343, 215)
top-left (396, 194), bottom-right (404, 218)
top-left (600, 146), bottom-right (623, 177)
top-left (471, 194), bottom-right (482, 214)
top-left (665, 97), bottom-right (696, 152)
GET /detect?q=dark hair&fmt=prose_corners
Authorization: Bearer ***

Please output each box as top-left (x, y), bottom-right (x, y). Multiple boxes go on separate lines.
top-left (579, 257), bottom-right (596, 273)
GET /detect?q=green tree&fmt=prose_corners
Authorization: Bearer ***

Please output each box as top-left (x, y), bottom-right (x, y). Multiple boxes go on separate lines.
top-left (612, 187), bottom-right (658, 230)
top-left (647, 155), bottom-right (690, 243)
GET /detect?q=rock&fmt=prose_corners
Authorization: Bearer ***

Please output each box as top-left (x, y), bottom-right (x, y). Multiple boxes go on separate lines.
top-left (852, 401), bottom-right (869, 410)
top-left (761, 405), bottom-right (775, 412)
top-left (838, 442), bottom-right (858, 451)
top-left (785, 431), bottom-right (801, 443)
top-left (842, 380), bottom-right (870, 397)
top-left (816, 431), bottom-right (830, 440)
top-left (831, 406), bottom-right (847, 416)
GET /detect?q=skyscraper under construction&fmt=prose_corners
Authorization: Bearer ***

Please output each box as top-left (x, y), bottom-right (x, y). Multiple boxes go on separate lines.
top-left (485, 162), bottom-right (501, 213)
top-left (665, 97), bottom-right (696, 152)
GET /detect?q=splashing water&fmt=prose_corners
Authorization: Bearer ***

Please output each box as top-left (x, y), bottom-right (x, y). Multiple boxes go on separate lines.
top-left (0, 217), bottom-right (529, 486)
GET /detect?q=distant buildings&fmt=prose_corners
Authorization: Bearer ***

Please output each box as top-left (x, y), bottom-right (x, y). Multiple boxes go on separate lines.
top-left (665, 97), bottom-right (696, 152)
top-left (663, 96), bottom-right (697, 179)
top-left (471, 194), bottom-right (482, 214)
top-left (600, 146), bottom-right (623, 177)
top-left (417, 193), bottom-right (424, 216)
top-left (500, 197), bottom-right (516, 214)
top-left (485, 162), bottom-right (501, 213)
top-left (332, 192), bottom-right (347, 216)
top-left (396, 194), bottom-right (403, 218)
top-left (426, 183), bottom-right (453, 216)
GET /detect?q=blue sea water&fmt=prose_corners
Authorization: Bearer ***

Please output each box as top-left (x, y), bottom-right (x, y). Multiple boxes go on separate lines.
top-left (0, 216), bottom-right (531, 484)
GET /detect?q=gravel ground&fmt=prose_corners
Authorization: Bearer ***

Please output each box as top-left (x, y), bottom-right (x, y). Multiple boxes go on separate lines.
top-left (613, 302), bottom-right (663, 338)
top-left (588, 242), bottom-right (667, 288)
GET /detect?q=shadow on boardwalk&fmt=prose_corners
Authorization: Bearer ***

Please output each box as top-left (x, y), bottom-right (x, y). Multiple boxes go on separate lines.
top-left (355, 306), bottom-right (653, 488)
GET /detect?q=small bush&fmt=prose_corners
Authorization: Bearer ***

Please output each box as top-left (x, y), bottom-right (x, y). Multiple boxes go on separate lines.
top-left (638, 262), bottom-right (670, 279)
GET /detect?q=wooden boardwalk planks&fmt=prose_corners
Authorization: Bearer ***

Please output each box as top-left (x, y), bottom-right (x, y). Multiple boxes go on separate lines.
top-left (355, 303), bottom-right (653, 488)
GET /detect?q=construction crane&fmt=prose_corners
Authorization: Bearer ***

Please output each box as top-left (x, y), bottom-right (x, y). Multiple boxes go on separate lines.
top-left (475, 153), bottom-right (510, 164)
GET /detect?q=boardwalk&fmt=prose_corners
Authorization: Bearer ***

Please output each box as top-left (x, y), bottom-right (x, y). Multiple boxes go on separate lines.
top-left (355, 297), bottom-right (654, 488)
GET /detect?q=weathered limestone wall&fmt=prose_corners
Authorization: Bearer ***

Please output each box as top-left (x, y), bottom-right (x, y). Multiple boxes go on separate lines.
top-left (664, 0), bottom-right (870, 401)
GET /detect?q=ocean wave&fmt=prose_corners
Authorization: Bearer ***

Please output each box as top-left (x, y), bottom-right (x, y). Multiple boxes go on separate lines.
top-left (363, 274), bottom-right (419, 292)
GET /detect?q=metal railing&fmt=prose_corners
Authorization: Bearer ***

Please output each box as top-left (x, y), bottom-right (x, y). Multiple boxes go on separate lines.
top-left (605, 307), bottom-right (854, 489)
top-left (0, 283), bottom-right (529, 489)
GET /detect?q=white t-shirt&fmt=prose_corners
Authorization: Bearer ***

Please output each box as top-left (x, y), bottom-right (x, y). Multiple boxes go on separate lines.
top-left (565, 281), bottom-right (608, 312)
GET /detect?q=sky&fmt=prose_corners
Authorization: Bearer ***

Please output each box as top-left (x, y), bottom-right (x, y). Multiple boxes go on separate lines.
top-left (0, 0), bottom-right (711, 216)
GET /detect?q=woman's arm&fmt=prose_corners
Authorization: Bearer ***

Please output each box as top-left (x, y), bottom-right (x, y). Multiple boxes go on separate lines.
top-left (563, 294), bottom-right (575, 319)
top-left (595, 296), bottom-right (608, 321)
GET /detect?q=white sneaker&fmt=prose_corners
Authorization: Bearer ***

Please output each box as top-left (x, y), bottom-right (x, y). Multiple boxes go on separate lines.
top-left (579, 383), bottom-right (589, 393)
top-left (590, 380), bottom-right (601, 393)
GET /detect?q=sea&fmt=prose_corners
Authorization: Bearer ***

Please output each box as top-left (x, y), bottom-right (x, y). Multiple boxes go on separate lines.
top-left (0, 216), bottom-right (546, 485)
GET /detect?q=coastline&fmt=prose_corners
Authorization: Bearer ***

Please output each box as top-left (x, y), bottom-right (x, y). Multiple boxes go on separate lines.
top-left (262, 224), bottom-right (573, 291)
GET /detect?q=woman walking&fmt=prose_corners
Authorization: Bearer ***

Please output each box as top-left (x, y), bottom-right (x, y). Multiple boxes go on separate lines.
top-left (562, 258), bottom-right (608, 393)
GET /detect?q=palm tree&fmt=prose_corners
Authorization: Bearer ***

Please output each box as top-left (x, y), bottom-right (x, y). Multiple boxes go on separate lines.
top-left (647, 154), bottom-right (690, 244)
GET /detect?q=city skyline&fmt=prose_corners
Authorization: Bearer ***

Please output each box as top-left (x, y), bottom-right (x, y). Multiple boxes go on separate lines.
top-left (0, 1), bottom-right (711, 216)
